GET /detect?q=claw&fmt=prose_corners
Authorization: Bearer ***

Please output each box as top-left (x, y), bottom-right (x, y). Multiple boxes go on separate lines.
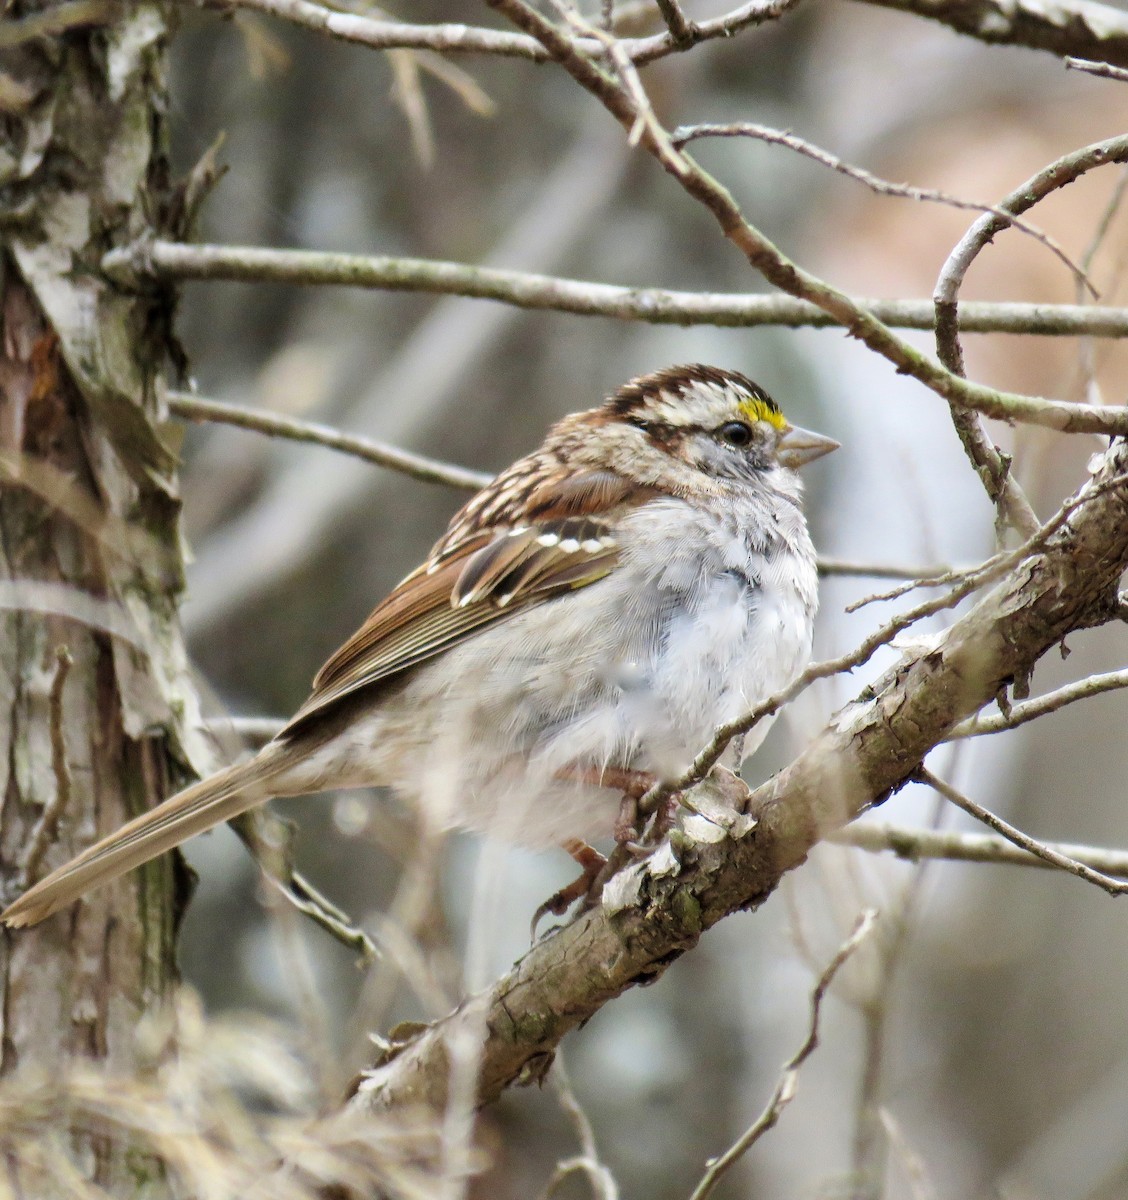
top-left (531, 839), bottom-right (607, 940)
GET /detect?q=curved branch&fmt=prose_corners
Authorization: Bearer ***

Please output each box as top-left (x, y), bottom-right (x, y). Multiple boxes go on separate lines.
top-left (934, 139), bottom-right (1128, 535)
top-left (350, 442), bottom-right (1128, 1116)
top-left (477, 1), bottom-right (1128, 436)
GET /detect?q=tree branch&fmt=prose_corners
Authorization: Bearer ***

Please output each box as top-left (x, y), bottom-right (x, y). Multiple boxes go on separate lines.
top-left (947, 668), bottom-right (1128, 737)
top-left (833, 821), bottom-right (1128, 878)
top-left (934, 138), bottom-right (1128, 537)
top-left (348, 441), bottom-right (1128, 1116)
top-left (852, 0), bottom-right (1128, 67)
top-left (166, 392), bottom-right (490, 490)
top-left (399, 2), bottom-right (1128, 435)
top-left (915, 767), bottom-right (1128, 896)
top-left (689, 910), bottom-right (879, 1200)
top-left (105, 239), bottom-right (1128, 338)
top-left (202, 0), bottom-right (800, 65)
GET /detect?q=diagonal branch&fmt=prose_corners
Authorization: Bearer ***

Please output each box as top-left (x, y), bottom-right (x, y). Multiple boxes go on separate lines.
top-left (688, 909), bottom-right (879, 1200)
top-left (478, 0), bottom-right (1128, 437)
top-left (166, 392), bottom-right (490, 490)
top-left (915, 768), bottom-right (1128, 896)
top-left (348, 441), bottom-right (1128, 1117)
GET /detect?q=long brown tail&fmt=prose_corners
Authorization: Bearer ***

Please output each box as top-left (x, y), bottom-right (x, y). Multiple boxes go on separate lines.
top-left (1, 745), bottom-right (291, 928)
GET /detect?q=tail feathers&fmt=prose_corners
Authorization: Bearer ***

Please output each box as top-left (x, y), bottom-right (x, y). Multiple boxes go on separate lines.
top-left (1, 748), bottom-right (289, 929)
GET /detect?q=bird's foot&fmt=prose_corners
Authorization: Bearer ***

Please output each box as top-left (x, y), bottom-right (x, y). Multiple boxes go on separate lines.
top-left (531, 838), bottom-right (607, 940)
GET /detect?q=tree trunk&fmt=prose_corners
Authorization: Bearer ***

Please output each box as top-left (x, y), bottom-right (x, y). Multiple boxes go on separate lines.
top-left (0, 3), bottom-right (204, 1191)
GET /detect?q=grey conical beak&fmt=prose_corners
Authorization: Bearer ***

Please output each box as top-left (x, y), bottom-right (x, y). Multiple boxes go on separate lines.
top-left (777, 423), bottom-right (840, 470)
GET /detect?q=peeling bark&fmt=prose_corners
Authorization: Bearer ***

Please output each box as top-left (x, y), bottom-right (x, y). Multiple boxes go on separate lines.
top-left (0, 4), bottom-right (200, 1193)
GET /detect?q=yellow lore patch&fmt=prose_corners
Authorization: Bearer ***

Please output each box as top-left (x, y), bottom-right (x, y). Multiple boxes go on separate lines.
top-left (738, 394), bottom-right (788, 430)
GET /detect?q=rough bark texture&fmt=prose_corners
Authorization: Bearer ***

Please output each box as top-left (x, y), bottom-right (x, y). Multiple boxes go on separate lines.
top-left (0, 4), bottom-right (203, 1193)
top-left (352, 441), bottom-right (1128, 1116)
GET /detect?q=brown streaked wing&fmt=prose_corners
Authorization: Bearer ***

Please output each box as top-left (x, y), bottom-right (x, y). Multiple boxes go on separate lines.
top-left (282, 525), bottom-right (618, 734)
top-left (436, 467), bottom-right (656, 555)
top-left (452, 518), bottom-right (618, 608)
top-left (282, 468), bottom-right (655, 734)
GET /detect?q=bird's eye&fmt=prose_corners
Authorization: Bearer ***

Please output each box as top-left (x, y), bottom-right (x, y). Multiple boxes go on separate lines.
top-left (627, 416), bottom-right (652, 434)
top-left (717, 421), bottom-right (753, 447)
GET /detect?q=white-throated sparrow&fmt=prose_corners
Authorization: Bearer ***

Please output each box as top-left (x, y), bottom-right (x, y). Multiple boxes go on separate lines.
top-left (2, 364), bottom-right (837, 928)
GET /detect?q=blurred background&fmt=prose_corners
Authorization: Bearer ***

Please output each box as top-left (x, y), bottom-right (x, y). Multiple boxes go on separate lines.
top-left (165, 2), bottom-right (1128, 1196)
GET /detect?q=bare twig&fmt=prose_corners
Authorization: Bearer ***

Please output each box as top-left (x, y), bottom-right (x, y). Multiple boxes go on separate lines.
top-left (832, 821), bottom-right (1128, 878)
top-left (1066, 56), bottom-right (1128, 82)
top-left (166, 392), bottom-right (491, 491)
top-left (203, 0), bottom-right (800, 66)
top-left (818, 557), bottom-right (960, 580)
top-left (19, 648), bottom-right (74, 885)
top-left (653, 0), bottom-right (696, 43)
top-left (947, 669), bottom-right (1128, 738)
top-left (672, 122), bottom-right (1093, 294)
top-left (933, 143), bottom-right (1128, 537)
top-left (844, 559), bottom-right (986, 611)
top-left (107, 240), bottom-right (1128, 338)
top-left (214, 715), bottom-right (287, 742)
top-left (544, 1057), bottom-right (619, 1200)
top-left (915, 767), bottom-right (1128, 897)
top-left (231, 811), bottom-right (378, 963)
top-left (688, 910), bottom-right (879, 1200)
top-left (1072, 165), bottom-right (1128, 404)
top-left (479, 2), bottom-right (1128, 436)
top-left (938, 146), bottom-right (1128, 395)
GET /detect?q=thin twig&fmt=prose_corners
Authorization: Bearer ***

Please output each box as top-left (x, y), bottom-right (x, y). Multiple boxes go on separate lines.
top-left (934, 138), bottom-right (1128, 536)
top-left (231, 811), bottom-right (379, 963)
top-left (1066, 56), bottom-right (1128, 82)
top-left (653, 0), bottom-right (696, 43)
top-left (106, 240), bottom-right (1128, 338)
top-left (947, 669), bottom-right (1128, 738)
top-left (166, 391), bottom-right (491, 491)
top-left (479, 3), bottom-right (1128, 437)
top-left (203, 0), bottom-right (799, 66)
top-left (818, 557), bottom-right (960, 580)
top-left (936, 145), bottom-right (1128, 540)
top-left (545, 1057), bottom-right (619, 1200)
top-left (844, 559), bottom-right (984, 611)
top-left (832, 821), bottom-right (1128, 878)
top-left (1072, 165), bottom-right (1128, 404)
top-left (688, 910), bottom-right (879, 1200)
top-left (19, 648), bottom-right (74, 885)
top-left (672, 122), bottom-right (1094, 295)
top-left (214, 715), bottom-right (287, 742)
top-left (915, 767), bottom-right (1128, 897)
